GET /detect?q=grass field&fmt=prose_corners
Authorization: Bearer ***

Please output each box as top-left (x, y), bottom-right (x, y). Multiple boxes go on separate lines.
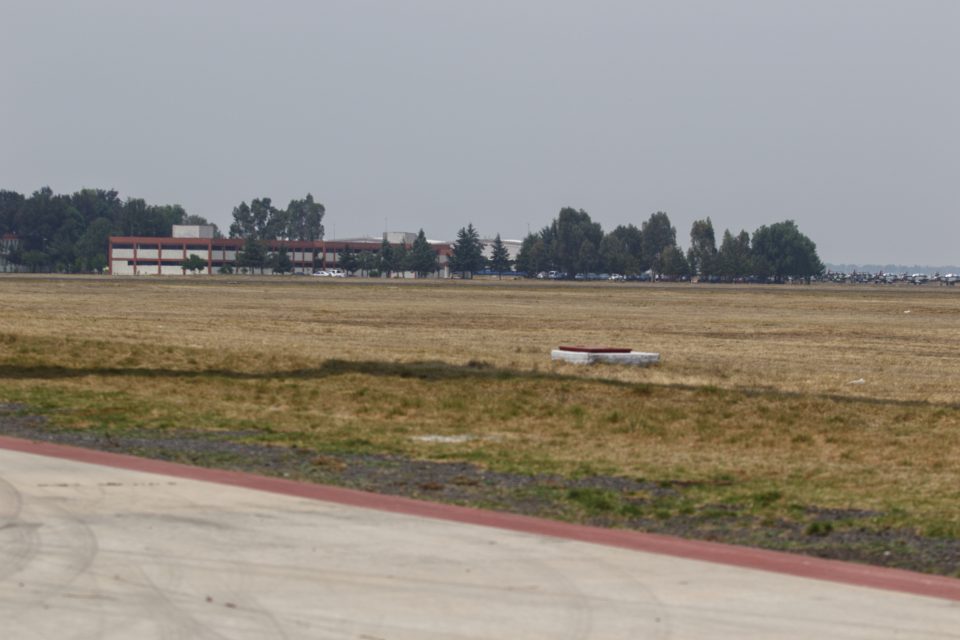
top-left (1, 275), bottom-right (959, 572)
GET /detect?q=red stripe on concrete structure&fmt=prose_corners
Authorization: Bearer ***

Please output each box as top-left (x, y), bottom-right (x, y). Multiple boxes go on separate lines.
top-left (557, 346), bottom-right (634, 353)
top-left (1, 434), bottom-right (958, 602)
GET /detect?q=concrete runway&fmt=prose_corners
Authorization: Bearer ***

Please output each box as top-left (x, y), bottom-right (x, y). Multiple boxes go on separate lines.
top-left (1, 438), bottom-right (958, 639)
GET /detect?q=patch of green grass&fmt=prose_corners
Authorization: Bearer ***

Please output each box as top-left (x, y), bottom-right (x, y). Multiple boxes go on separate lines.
top-left (922, 522), bottom-right (960, 539)
top-left (805, 521), bottom-right (834, 537)
top-left (750, 490), bottom-right (784, 509)
top-left (604, 410), bottom-right (623, 424)
top-left (2, 345), bottom-right (959, 548)
top-left (697, 385), bottom-right (724, 396)
top-left (567, 488), bottom-right (621, 515)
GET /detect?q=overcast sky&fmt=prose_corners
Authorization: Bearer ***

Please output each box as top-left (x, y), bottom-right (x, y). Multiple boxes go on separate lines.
top-left (2, 1), bottom-right (957, 264)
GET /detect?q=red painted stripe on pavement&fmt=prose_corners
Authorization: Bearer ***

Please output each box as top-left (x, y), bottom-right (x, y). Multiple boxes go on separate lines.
top-left (1, 434), bottom-right (959, 602)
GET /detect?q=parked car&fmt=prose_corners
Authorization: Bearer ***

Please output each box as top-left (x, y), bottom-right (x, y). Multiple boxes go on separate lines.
top-left (312, 270), bottom-right (330, 277)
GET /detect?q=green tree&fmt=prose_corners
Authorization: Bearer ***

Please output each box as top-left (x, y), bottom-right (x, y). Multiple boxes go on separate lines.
top-left (284, 194), bottom-right (325, 241)
top-left (450, 223), bottom-right (484, 278)
top-left (338, 245), bottom-right (358, 275)
top-left (48, 208), bottom-right (85, 271)
top-left (750, 220), bottom-right (824, 283)
top-left (16, 187), bottom-right (58, 255)
top-left (515, 233), bottom-right (550, 276)
top-left (551, 208), bottom-right (602, 276)
top-left (378, 238), bottom-right (394, 277)
top-left (272, 248), bottom-right (293, 274)
top-left (116, 199), bottom-right (184, 237)
top-left (238, 237), bottom-right (268, 274)
top-left (182, 254), bottom-right (207, 273)
top-left (487, 234), bottom-right (512, 279)
top-left (687, 217), bottom-right (718, 279)
top-left (599, 233), bottom-right (627, 274)
top-left (641, 212), bottom-right (677, 276)
top-left (659, 245), bottom-right (691, 279)
top-left (70, 188), bottom-right (122, 227)
top-left (358, 251), bottom-right (377, 277)
top-left (717, 229), bottom-right (753, 280)
top-left (229, 201), bottom-right (254, 238)
top-left (576, 238), bottom-right (600, 275)
top-left (252, 198), bottom-right (280, 239)
top-left (408, 229), bottom-right (437, 278)
top-left (608, 224), bottom-right (645, 273)
top-left (151, 204), bottom-right (187, 235)
top-left (230, 197), bottom-right (278, 239)
top-left (4, 186), bottom-right (194, 272)
top-left (0, 190), bottom-right (25, 235)
top-left (75, 217), bottom-right (113, 273)
top-left (394, 243), bottom-right (409, 277)
top-left (17, 187), bottom-right (83, 271)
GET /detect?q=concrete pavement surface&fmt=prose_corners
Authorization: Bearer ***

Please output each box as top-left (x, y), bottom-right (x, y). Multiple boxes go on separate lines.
top-left (1, 439), bottom-right (958, 639)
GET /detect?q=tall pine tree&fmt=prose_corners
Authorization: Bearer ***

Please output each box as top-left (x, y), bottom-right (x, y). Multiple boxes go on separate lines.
top-left (409, 229), bottom-right (437, 278)
top-left (488, 234), bottom-right (512, 279)
top-left (450, 223), bottom-right (484, 278)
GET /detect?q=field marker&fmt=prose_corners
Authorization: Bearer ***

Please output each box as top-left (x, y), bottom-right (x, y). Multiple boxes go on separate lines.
top-left (552, 345), bottom-right (660, 366)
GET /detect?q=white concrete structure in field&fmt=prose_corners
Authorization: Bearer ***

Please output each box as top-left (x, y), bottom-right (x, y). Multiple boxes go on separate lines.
top-left (551, 346), bottom-right (661, 366)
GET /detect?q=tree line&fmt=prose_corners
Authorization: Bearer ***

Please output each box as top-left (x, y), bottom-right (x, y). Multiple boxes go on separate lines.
top-left (0, 187), bottom-right (218, 273)
top-left (226, 194), bottom-right (326, 275)
top-left (514, 208), bottom-right (824, 282)
top-left (349, 231), bottom-right (441, 278)
top-left (224, 196), bottom-right (456, 278)
top-left (0, 187), bottom-right (328, 274)
top-left (0, 186), bottom-right (452, 277)
top-left (1, 187), bottom-right (824, 281)
top-left (447, 224), bottom-right (512, 279)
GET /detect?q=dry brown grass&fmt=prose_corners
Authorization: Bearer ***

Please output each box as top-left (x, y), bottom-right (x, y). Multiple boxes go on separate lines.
top-left (3, 275), bottom-right (959, 400)
top-left (1, 275), bottom-right (959, 533)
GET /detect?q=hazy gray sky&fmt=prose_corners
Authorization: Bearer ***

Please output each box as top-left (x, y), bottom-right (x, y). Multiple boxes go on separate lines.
top-left (2, 1), bottom-right (957, 264)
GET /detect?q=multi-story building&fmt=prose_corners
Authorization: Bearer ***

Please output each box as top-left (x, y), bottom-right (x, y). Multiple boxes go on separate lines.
top-left (108, 226), bottom-right (452, 277)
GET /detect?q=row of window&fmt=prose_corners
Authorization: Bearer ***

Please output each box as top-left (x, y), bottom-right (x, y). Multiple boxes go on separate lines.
top-left (113, 243), bottom-right (231, 251)
top-left (120, 260), bottom-right (209, 267)
top-left (112, 244), bottom-right (344, 255)
top-left (123, 258), bottom-right (326, 265)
